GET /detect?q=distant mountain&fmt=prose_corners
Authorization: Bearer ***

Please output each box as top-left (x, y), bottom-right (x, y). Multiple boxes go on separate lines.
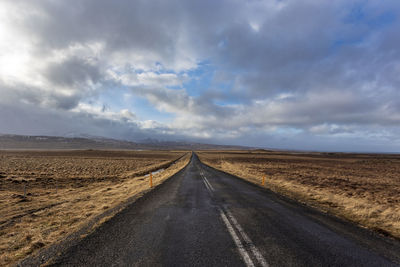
top-left (0, 134), bottom-right (250, 150)
top-left (0, 134), bottom-right (140, 150)
top-left (139, 139), bottom-right (251, 150)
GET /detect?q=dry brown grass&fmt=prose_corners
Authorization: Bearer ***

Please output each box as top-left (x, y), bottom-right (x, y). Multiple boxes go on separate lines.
top-left (197, 150), bottom-right (400, 239)
top-left (0, 150), bottom-right (191, 266)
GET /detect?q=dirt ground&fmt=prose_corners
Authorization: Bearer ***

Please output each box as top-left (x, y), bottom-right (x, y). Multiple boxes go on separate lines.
top-left (197, 150), bottom-right (400, 240)
top-left (0, 150), bottom-right (190, 266)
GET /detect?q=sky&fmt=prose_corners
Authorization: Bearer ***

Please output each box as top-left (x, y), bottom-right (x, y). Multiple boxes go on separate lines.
top-left (1, 0), bottom-right (400, 152)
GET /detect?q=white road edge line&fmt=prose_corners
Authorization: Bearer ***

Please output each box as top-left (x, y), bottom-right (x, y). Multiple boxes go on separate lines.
top-left (224, 208), bottom-right (269, 267)
top-left (219, 208), bottom-right (255, 267)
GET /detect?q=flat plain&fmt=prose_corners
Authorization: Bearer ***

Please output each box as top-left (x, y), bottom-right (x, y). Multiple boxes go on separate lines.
top-left (0, 150), bottom-right (190, 266)
top-left (197, 150), bottom-right (400, 240)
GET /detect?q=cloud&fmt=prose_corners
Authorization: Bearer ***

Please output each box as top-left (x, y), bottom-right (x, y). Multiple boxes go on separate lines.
top-left (118, 71), bottom-right (186, 88)
top-left (1, 0), bottom-right (400, 151)
top-left (46, 56), bottom-right (102, 87)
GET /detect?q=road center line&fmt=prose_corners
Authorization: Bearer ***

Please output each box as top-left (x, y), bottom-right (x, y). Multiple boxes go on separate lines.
top-left (200, 170), bottom-right (214, 191)
top-left (203, 179), bottom-right (212, 193)
top-left (219, 208), bottom-right (255, 267)
top-left (201, 169), bottom-right (268, 267)
top-left (224, 208), bottom-right (269, 267)
top-left (203, 176), bottom-right (214, 191)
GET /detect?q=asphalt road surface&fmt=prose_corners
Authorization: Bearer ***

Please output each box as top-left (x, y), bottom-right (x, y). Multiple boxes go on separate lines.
top-left (50, 154), bottom-right (400, 267)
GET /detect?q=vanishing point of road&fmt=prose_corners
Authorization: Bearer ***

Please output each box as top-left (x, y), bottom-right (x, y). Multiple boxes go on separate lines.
top-left (50, 154), bottom-right (400, 267)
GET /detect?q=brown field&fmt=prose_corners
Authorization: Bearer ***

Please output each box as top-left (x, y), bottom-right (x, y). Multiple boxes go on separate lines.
top-left (197, 150), bottom-right (400, 239)
top-left (0, 150), bottom-right (191, 266)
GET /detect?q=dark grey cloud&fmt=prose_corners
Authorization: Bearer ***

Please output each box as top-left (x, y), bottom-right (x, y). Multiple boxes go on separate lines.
top-left (46, 57), bottom-right (102, 87)
top-left (18, 0), bottom-right (193, 70)
top-left (0, 80), bottom-right (83, 110)
top-left (0, 100), bottom-right (180, 142)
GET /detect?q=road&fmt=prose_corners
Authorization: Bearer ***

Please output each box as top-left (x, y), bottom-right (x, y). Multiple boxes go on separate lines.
top-left (50, 154), bottom-right (400, 266)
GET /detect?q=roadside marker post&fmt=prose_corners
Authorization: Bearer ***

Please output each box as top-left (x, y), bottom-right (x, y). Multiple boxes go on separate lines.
top-left (262, 175), bottom-right (266, 186)
top-left (150, 173), bottom-right (153, 188)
